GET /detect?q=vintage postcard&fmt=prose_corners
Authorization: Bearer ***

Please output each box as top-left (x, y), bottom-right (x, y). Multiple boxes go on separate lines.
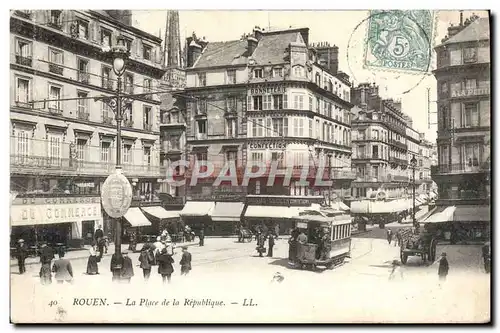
top-left (9, 9), bottom-right (490, 323)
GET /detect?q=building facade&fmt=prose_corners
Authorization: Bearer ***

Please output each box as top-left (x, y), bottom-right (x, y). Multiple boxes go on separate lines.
top-left (10, 10), bottom-right (165, 246)
top-left (431, 14), bottom-right (490, 231)
top-left (350, 83), bottom-right (433, 200)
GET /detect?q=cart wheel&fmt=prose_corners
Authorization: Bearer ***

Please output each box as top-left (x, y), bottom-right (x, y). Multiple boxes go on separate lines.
top-left (401, 252), bottom-right (408, 265)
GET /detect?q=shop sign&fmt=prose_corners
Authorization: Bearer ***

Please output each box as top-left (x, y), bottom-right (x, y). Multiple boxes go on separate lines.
top-left (101, 171), bottom-right (133, 218)
top-left (246, 196), bottom-right (323, 207)
top-left (249, 141), bottom-right (287, 150)
top-left (249, 84), bottom-right (286, 95)
top-left (76, 182), bottom-right (95, 188)
top-left (10, 200), bottom-right (102, 227)
top-left (12, 197), bottom-right (101, 206)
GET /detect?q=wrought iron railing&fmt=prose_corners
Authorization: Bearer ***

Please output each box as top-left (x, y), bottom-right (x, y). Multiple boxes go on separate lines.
top-left (431, 163), bottom-right (489, 174)
top-left (48, 63), bottom-right (63, 75)
top-left (15, 55), bottom-right (32, 67)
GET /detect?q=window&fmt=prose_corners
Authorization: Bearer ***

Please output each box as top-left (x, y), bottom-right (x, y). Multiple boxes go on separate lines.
top-left (196, 152), bottom-right (207, 162)
top-left (272, 118), bottom-right (287, 137)
top-left (462, 103), bottom-right (479, 128)
top-left (263, 95), bottom-right (272, 110)
top-left (197, 120), bottom-right (207, 134)
top-left (226, 150), bottom-right (238, 165)
top-left (143, 106), bottom-right (151, 129)
top-left (143, 79), bottom-right (152, 98)
top-left (253, 96), bottom-right (263, 110)
top-left (315, 73), bottom-right (321, 85)
top-left (439, 106), bottom-right (449, 130)
top-left (77, 58), bottom-right (89, 83)
top-left (450, 49), bottom-right (462, 66)
top-left (372, 145), bottom-right (379, 159)
top-left (316, 96), bottom-right (320, 112)
top-left (327, 102), bottom-right (332, 118)
top-left (125, 74), bottom-right (134, 94)
top-left (461, 143), bottom-right (480, 168)
top-left (101, 29), bottom-right (112, 48)
top-left (309, 96), bottom-right (313, 111)
top-left (48, 134), bottom-right (62, 164)
top-left (309, 119), bottom-right (313, 137)
top-left (373, 129), bottom-right (379, 140)
top-left (16, 77), bottom-right (30, 104)
top-left (273, 68), bottom-right (283, 77)
top-left (49, 48), bottom-right (63, 66)
top-left (76, 139), bottom-right (87, 163)
top-left (293, 94), bottom-right (304, 110)
top-left (102, 102), bottom-right (112, 122)
top-left (293, 66), bottom-right (304, 77)
top-left (439, 145), bottom-right (449, 166)
top-left (77, 19), bottom-right (89, 39)
top-left (142, 44), bottom-right (153, 60)
top-left (358, 145), bottom-right (365, 158)
top-left (273, 95), bottom-right (283, 110)
top-left (15, 39), bottom-right (32, 66)
top-left (440, 82), bottom-right (448, 96)
top-left (253, 68), bottom-right (263, 78)
top-left (227, 97), bottom-right (237, 112)
top-left (463, 47), bottom-right (477, 63)
top-left (419, 159), bottom-right (423, 167)
top-left (271, 152), bottom-right (285, 168)
top-left (315, 120), bottom-right (320, 139)
top-left (123, 144), bottom-right (132, 164)
top-left (77, 91), bottom-right (88, 115)
top-left (293, 118), bottom-right (304, 137)
top-left (143, 147), bottom-right (151, 165)
top-left (49, 10), bottom-right (62, 28)
top-left (227, 118), bottom-right (237, 137)
top-left (102, 67), bottom-right (111, 88)
top-left (251, 152), bottom-right (264, 163)
top-left (123, 38), bottom-right (133, 52)
top-left (198, 72), bottom-right (206, 87)
top-left (16, 130), bottom-right (30, 159)
top-left (372, 165), bottom-right (379, 178)
top-left (100, 142), bottom-right (111, 162)
top-left (227, 70), bottom-right (236, 84)
top-left (48, 85), bottom-right (61, 110)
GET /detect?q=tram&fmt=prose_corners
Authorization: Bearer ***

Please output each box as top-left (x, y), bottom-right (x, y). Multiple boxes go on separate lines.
top-left (288, 211), bottom-right (352, 270)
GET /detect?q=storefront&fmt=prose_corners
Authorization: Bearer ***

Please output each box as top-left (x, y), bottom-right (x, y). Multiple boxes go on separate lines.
top-left (10, 196), bottom-right (103, 248)
top-left (122, 207), bottom-right (152, 239)
top-left (141, 206), bottom-right (182, 236)
top-left (243, 195), bottom-right (325, 235)
top-left (179, 201), bottom-right (215, 234)
top-left (210, 201), bottom-right (245, 236)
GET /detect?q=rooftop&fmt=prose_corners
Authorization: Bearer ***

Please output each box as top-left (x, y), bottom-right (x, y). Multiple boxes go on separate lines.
top-left (438, 17), bottom-right (489, 47)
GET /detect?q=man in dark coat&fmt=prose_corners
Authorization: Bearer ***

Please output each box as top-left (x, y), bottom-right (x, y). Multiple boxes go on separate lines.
top-left (157, 247), bottom-right (174, 283)
top-left (267, 233), bottom-right (275, 257)
top-left (180, 246), bottom-right (192, 276)
top-left (386, 229), bottom-right (393, 245)
top-left (16, 239), bottom-right (28, 274)
top-left (138, 245), bottom-right (154, 281)
top-left (95, 225), bottom-right (105, 258)
top-left (52, 251), bottom-right (73, 284)
top-left (120, 250), bottom-right (134, 283)
top-left (39, 242), bottom-right (54, 285)
top-left (110, 253), bottom-right (124, 283)
top-left (199, 228), bottom-right (205, 247)
top-left (438, 252), bottom-right (449, 282)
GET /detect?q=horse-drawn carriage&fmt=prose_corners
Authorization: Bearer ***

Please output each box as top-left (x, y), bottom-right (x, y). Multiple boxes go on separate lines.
top-left (399, 228), bottom-right (438, 264)
top-left (238, 228), bottom-right (253, 242)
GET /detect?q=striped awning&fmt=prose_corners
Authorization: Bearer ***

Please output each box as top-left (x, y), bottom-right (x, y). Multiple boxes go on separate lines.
top-left (142, 206), bottom-right (180, 220)
top-left (123, 208), bottom-right (152, 227)
top-left (180, 201), bottom-right (215, 217)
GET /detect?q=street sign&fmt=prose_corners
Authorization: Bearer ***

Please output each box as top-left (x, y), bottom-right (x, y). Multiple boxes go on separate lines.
top-left (101, 170), bottom-right (133, 218)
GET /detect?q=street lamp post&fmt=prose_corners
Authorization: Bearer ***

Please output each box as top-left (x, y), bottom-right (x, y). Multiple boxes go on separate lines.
top-left (410, 154), bottom-right (418, 230)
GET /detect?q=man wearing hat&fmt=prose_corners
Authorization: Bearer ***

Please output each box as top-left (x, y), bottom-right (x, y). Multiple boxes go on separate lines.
top-left (16, 239), bottom-right (28, 274)
top-left (120, 250), bottom-right (134, 284)
top-left (39, 242), bottom-right (55, 285)
top-left (179, 246), bottom-right (192, 276)
top-left (438, 252), bottom-right (449, 282)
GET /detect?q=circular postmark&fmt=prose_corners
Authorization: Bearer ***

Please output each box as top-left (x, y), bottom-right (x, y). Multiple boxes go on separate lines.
top-left (346, 10), bottom-right (435, 96)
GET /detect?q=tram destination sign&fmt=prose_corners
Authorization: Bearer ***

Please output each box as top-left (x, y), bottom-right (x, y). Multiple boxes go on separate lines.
top-left (246, 196), bottom-right (324, 207)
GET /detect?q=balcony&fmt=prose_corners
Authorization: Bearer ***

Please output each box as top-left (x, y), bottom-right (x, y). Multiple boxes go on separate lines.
top-left (195, 133), bottom-right (208, 140)
top-left (389, 139), bottom-right (407, 150)
top-left (77, 111), bottom-right (90, 121)
top-left (125, 86), bottom-right (134, 95)
top-left (392, 175), bottom-right (409, 182)
top-left (331, 168), bottom-right (357, 180)
top-left (123, 119), bottom-right (134, 128)
top-left (47, 19), bottom-right (62, 30)
top-left (15, 10), bottom-right (32, 19)
top-left (10, 155), bottom-right (162, 178)
top-left (102, 116), bottom-right (114, 125)
top-left (48, 108), bottom-right (63, 116)
top-left (431, 163), bottom-right (489, 175)
top-left (78, 71), bottom-right (90, 84)
top-left (390, 157), bottom-right (408, 166)
top-left (354, 154), bottom-right (385, 160)
top-left (451, 87), bottom-right (490, 98)
top-left (354, 175), bottom-right (388, 183)
top-left (15, 55), bottom-right (32, 67)
top-left (161, 142), bottom-right (182, 155)
top-left (102, 80), bottom-right (114, 90)
top-left (143, 123), bottom-right (153, 131)
top-left (48, 63), bottom-right (63, 75)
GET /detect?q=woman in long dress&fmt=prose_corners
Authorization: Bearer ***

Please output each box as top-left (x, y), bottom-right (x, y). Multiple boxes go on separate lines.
top-left (86, 243), bottom-right (99, 275)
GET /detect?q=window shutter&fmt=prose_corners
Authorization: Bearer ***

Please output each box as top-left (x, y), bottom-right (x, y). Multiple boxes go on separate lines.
top-left (247, 96), bottom-right (252, 111)
top-left (283, 93), bottom-right (288, 109)
top-left (284, 118), bottom-right (288, 136)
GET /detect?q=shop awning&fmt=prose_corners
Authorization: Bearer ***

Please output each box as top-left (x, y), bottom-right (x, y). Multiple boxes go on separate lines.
top-left (453, 205), bottom-right (490, 222)
top-left (245, 205), bottom-right (301, 219)
top-left (211, 202), bottom-right (245, 222)
top-left (423, 206), bottom-right (456, 223)
top-left (338, 202), bottom-right (350, 211)
top-left (142, 206), bottom-right (180, 220)
top-left (180, 201), bottom-right (215, 217)
top-left (123, 207), bottom-right (152, 227)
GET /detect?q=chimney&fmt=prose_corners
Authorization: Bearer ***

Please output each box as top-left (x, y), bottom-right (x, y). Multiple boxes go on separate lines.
top-left (247, 36), bottom-right (258, 55)
top-left (314, 43), bottom-right (339, 74)
top-left (186, 33), bottom-right (203, 67)
top-left (105, 10), bottom-right (132, 26)
top-left (460, 10), bottom-right (464, 26)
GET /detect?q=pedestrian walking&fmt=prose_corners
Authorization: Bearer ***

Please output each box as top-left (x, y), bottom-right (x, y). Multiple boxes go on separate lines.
top-left (110, 253), bottom-right (124, 283)
top-left (386, 229), bottom-right (393, 245)
top-left (52, 251), bottom-right (73, 284)
top-left (180, 246), bottom-right (192, 276)
top-left (39, 242), bottom-right (54, 285)
top-left (267, 233), bottom-right (275, 257)
top-left (16, 239), bottom-right (28, 274)
top-left (256, 232), bottom-right (266, 257)
top-left (274, 224), bottom-right (280, 240)
top-left (120, 250), bottom-right (134, 284)
top-left (199, 228), bottom-right (205, 247)
top-left (86, 243), bottom-right (99, 275)
top-left (138, 245), bottom-right (154, 281)
top-left (157, 247), bottom-right (174, 284)
top-left (437, 252), bottom-right (449, 283)
top-left (95, 225), bottom-right (105, 259)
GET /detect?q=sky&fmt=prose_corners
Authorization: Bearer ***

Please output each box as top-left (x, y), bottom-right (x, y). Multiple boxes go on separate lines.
top-left (132, 10), bottom-right (489, 142)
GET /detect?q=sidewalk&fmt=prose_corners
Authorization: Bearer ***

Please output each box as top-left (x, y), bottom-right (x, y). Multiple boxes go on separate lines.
top-left (10, 240), bottom-right (198, 268)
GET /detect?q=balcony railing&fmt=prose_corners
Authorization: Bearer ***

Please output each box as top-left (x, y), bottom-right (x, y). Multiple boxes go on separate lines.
top-left (102, 116), bottom-right (114, 125)
top-left (49, 63), bottom-right (63, 75)
top-left (15, 10), bottom-right (32, 19)
top-left (354, 154), bottom-right (385, 160)
top-left (143, 123), bottom-right (153, 131)
top-left (123, 120), bottom-right (134, 128)
top-left (354, 175), bottom-right (388, 183)
top-left (431, 163), bottom-right (489, 175)
top-left (77, 111), bottom-right (89, 121)
top-left (78, 71), bottom-right (90, 84)
top-left (102, 80), bottom-right (114, 90)
top-left (195, 133), bottom-right (208, 140)
top-left (15, 55), bottom-right (32, 67)
top-left (389, 139), bottom-right (408, 150)
top-left (10, 155), bottom-right (162, 177)
top-left (48, 107), bottom-right (63, 116)
top-left (390, 157), bottom-right (408, 166)
top-left (125, 86), bottom-right (134, 95)
top-left (451, 87), bottom-right (490, 98)
top-left (47, 20), bottom-right (62, 30)
top-left (392, 175), bottom-right (409, 182)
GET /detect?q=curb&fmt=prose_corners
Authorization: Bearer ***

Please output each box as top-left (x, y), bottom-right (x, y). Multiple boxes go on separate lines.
top-left (10, 242), bottom-right (199, 268)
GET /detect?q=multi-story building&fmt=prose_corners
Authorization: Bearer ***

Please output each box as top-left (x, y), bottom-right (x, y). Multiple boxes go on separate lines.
top-left (431, 13), bottom-right (490, 234)
top-left (179, 27), bottom-right (355, 234)
top-left (418, 135), bottom-right (437, 194)
top-left (350, 83), bottom-right (435, 202)
top-left (10, 10), bottom-right (165, 246)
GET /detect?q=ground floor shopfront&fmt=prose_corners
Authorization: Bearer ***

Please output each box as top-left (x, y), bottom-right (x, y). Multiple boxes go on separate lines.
top-left (10, 196), bottom-right (103, 248)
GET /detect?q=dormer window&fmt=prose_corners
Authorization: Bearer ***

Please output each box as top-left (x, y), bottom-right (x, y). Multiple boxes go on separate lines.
top-left (273, 68), bottom-right (283, 77)
top-left (101, 29), bottom-right (112, 48)
top-left (253, 68), bottom-right (263, 79)
top-left (143, 44), bottom-right (152, 61)
top-left (293, 66), bottom-right (304, 77)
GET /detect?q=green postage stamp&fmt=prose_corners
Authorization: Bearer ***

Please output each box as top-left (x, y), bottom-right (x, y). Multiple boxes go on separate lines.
top-left (364, 10), bottom-right (435, 74)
